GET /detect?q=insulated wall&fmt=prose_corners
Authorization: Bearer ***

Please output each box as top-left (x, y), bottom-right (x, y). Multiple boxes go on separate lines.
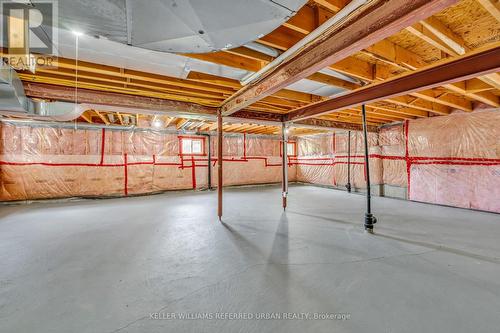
top-left (407, 111), bottom-right (500, 213)
top-left (295, 110), bottom-right (500, 213)
top-left (295, 131), bottom-right (382, 189)
top-left (0, 122), bottom-right (296, 201)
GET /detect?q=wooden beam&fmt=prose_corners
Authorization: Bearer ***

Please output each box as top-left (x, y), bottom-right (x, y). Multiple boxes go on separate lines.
top-left (221, 0), bottom-right (458, 115)
top-left (94, 110), bottom-right (110, 125)
top-left (271, 17), bottom-right (460, 115)
top-left (307, 72), bottom-right (360, 90)
top-left (411, 90), bottom-right (472, 112)
top-left (420, 16), bottom-right (466, 56)
top-left (164, 116), bottom-right (175, 127)
top-left (231, 110), bottom-right (283, 122)
top-left (354, 106), bottom-right (415, 120)
top-left (407, 16), bottom-right (500, 104)
top-left (183, 51), bottom-right (262, 72)
top-left (23, 82), bottom-right (217, 115)
top-left (294, 117), bottom-right (378, 132)
top-left (80, 111), bottom-right (92, 123)
top-left (283, 5), bottom-right (317, 34)
top-left (50, 57), bottom-right (234, 95)
top-left (286, 44), bottom-right (500, 121)
top-left (477, 0), bottom-right (500, 22)
top-left (405, 23), bottom-right (454, 55)
top-left (445, 83), bottom-right (499, 107)
top-left (186, 71), bottom-right (240, 89)
top-left (369, 104), bottom-right (429, 118)
top-left (346, 108), bottom-right (403, 122)
top-left (20, 73), bottom-right (224, 107)
top-left (362, 38), bottom-right (427, 70)
top-left (116, 112), bottom-right (124, 125)
top-left (176, 119), bottom-right (188, 129)
top-left (463, 78), bottom-right (495, 93)
top-left (186, 71), bottom-right (321, 103)
top-left (384, 96), bottom-right (448, 115)
top-left (259, 27), bottom-right (376, 81)
top-left (312, 0), bottom-right (349, 12)
top-left (321, 114), bottom-right (383, 126)
top-left (479, 73), bottom-right (500, 90)
top-left (22, 82), bottom-right (287, 124)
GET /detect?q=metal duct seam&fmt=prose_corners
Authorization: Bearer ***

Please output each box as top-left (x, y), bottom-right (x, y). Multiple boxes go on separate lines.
top-left (243, 42), bottom-right (281, 58)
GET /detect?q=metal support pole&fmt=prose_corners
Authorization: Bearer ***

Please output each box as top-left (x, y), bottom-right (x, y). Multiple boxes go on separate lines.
top-left (281, 123), bottom-right (288, 209)
top-left (361, 104), bottom-right (377, 232)
top-left (217, 109), bottom-right (223, 220)
top-left (346, 130), bottom-right (352, 193)
top-left (205, 134), bottom-right (212, 190)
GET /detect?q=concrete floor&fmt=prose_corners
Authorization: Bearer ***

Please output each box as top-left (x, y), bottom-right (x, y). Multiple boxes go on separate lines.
top-left (1, 184), bottom-right (500, 333)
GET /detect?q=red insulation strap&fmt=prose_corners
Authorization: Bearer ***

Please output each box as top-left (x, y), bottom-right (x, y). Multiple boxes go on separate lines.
top-left (410, 156), bottom-right (500, 162)
top-left (412, 161), bottom-right (500, 166)
top-left (2, 158), bottom-right (494, 168)
top-left (191, 155), bottom-right (196, 189)
top-left (124, 153), bottom-right (128, 196)
top-left (100, 128), bottom-right (106, 166)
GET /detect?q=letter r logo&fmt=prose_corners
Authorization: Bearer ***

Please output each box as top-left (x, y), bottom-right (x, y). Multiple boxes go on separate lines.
top-left (1, 1), bottom-right (56, 55)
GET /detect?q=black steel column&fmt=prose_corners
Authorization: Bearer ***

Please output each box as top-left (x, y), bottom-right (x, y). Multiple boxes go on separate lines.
top-left (281, 123), bottom-right (288, 209)
top-left (346, 130), bottom-right (352, 193)
top-left (361, 104), bottom-right (377, 232)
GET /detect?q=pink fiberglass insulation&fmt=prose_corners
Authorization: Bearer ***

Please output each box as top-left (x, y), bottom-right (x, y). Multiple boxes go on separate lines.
top-left (295, 110), bottom-right (500, 213)
top-left (209, 135), bottom-right (296, 187)
top-left (295, 131), bottom-right (382, 188)
top-left (379, 124), bottom-right (407, 187)
top-left (407, 110), bottom-right (500, 212)
top-left (0, 123), bottom-right (296, 201)
top-left (1, 110), bottom-right (499, 213)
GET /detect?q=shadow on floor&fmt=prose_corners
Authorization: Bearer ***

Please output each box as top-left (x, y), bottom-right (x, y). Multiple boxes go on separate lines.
top-left (287, 210), bottom-right (359, 226)
top-left (374, 233), bottom-right (500, 264)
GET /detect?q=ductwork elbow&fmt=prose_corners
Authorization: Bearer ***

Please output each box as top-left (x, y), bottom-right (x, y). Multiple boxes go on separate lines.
top-left (30, 101), bottom-right (87, 122)
top-left (1, 63), bottom-right (85, 121)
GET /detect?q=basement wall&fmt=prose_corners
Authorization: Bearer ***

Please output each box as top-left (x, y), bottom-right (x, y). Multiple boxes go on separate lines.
top-left (295, 110), bottom-right (500, 213)
top-left (1, 110), bottom-right (498, 213)
top-left (0, 122), bottom-right (296, 201)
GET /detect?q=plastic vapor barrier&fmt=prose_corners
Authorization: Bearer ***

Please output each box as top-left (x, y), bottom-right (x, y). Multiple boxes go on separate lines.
top-left (295, 110), bottom-right (500, 213)
top-left (0, 122), bottom-right (296, 201)
top-left (1, 109), bottom-right (498, 213)
top-left (407, 111), bottom-right (500, 213)
top-left (295, 131), bottom-right (382, 188)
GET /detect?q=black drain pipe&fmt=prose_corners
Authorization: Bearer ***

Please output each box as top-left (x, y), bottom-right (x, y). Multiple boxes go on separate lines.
top-left (361, 104), bottom-right (377, 232)
top-left (281, 123), bottom-right (288, 209)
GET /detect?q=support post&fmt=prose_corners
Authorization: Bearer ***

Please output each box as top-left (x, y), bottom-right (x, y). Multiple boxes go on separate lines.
top-left (217, 109), bottom-right (223, 220)
top-left (361, 104), bottom-right (377, 232)
top-left (205, 134), bottom-right (212, 190)
top-left (281, 123), bottom-right (288, 209)
top-left (346, 130), bottom-right (352, 193)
